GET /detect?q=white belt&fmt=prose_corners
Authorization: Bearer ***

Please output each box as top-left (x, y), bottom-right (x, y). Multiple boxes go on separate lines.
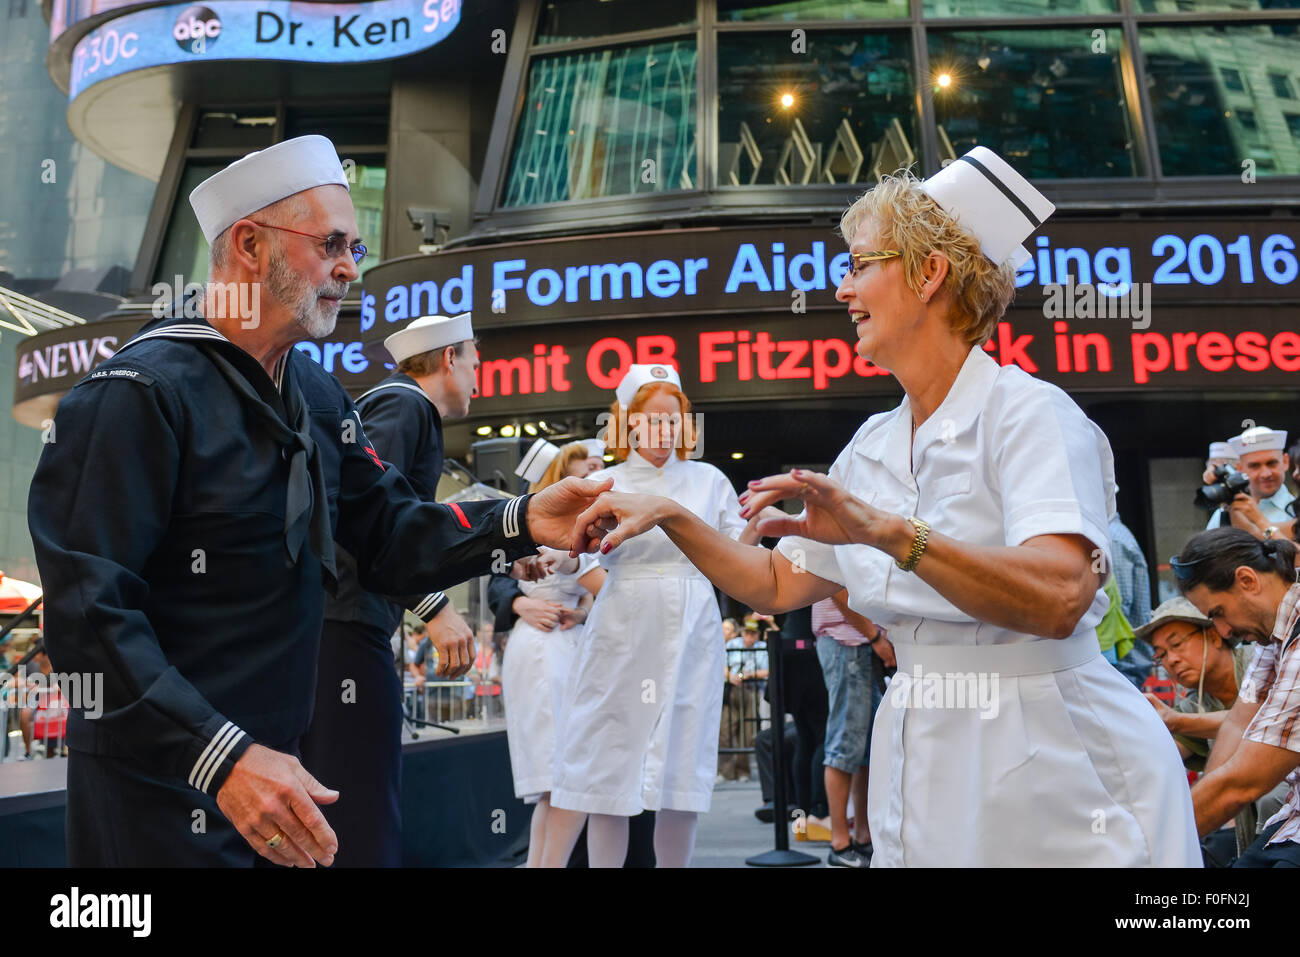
top-left (607, 566), bottom-right (709, 582)
top-left (892, 631), bottom-right (1099, 678)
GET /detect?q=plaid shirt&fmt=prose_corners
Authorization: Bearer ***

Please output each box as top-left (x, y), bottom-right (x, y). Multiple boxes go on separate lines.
top-left (1240, 581), bottom-right (1300, 846)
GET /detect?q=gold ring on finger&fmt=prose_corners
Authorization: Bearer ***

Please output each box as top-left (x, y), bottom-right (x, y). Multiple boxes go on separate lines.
top-left (267, 830), bottom-right (285, 849)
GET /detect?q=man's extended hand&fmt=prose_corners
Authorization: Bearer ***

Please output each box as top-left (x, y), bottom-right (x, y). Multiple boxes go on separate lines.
top-left (525, 475), bottom-right (614, 551)
top-left (1144, 692), bottom-right (1182, 732)
top-left (514, 595), bottom-right (564, 631)
top-left (510, 556), bottom-right (547, 582)
top-left (216, 743), bottom-right (339, 868)
top-left (428, 604), bottom-right (474, 678)
top-left (556, 605), bottom-right (587, 630)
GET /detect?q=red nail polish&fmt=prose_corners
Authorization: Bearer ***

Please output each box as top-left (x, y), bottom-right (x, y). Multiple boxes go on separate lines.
top-left (601, 541), bottom-right (612, 554)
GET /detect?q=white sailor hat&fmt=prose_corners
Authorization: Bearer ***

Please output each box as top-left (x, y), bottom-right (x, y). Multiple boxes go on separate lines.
top-left (383, 313), bottom-right (474, 364)
top-left (615, 363), bottom-right (681, 408)
top-left (1230, 427), bottom-right (1287, 457)
top-left (1208, 441), bottom-right (1235, 461)
top-left (189, 134), bottom-right (349, 244)
top-left (515, 439), bottom-right (560, 484)
top-left (581, 438), bottom-right (606, 458)
top-left (919, 147), bottom-right (1056, 269)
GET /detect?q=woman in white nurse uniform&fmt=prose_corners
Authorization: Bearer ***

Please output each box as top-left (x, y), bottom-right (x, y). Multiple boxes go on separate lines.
top-left (541, 365), bottom-right (768, 868)
top-left (569, 148), bottom-right (1201, 867)
top-left (502, 440), bottom-right (606, 867)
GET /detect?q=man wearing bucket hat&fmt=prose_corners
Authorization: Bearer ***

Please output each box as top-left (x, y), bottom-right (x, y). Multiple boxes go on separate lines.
top-left (28, 135), bottom-right (610, 867)
top-left (299, 311), bottom-right (483, 867)
top-left (1135, 597), bottom-right (1275, 862)
top-left (569, 147), bottom-right (1200, 865)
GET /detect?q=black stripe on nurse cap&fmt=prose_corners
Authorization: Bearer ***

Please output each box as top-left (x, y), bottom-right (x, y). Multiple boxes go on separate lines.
top-left (957, 154), bottom-right (1042, 228)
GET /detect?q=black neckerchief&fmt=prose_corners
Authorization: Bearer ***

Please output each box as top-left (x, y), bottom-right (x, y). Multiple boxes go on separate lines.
top-left (117, 320), bottom-right (337, 592)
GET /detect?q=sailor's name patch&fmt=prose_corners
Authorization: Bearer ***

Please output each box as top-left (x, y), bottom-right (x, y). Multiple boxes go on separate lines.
top-left (88, 367), bottom-right (155, 386)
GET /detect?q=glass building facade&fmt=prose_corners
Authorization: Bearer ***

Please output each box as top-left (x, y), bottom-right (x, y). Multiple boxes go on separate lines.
top-left (0, 2), bottom-right (154, 582)
top-left (492, 0), bottom-right (1300, 218)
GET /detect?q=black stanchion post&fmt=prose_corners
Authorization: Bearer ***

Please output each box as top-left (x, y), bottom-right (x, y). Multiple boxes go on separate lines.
top-left (746, 629), bottom-right (816, 867)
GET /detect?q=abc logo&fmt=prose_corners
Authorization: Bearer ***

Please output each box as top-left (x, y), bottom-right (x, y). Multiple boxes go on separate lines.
top-left (174, 5), bottom-right (221, 52)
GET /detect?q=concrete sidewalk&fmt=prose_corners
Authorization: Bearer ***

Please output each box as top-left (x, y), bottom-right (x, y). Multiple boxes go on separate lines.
top-left (692, 779), bottom-right (830, 868)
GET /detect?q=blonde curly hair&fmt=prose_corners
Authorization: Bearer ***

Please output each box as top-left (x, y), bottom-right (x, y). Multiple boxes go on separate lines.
top-left (839, 170), bottom-right (1017, 347)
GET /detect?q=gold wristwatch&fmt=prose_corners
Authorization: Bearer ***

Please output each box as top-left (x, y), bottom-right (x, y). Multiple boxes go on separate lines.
top-left (896, 516), bottom-right (931, 572)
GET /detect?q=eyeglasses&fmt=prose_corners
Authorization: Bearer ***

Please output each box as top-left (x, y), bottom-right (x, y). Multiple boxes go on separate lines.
top-left (251, 221), bottom-right (367, 265)
top-left (1152, 628), bottom-right (1205, 666)
top-left (847, 250), bottom-right (902, 277)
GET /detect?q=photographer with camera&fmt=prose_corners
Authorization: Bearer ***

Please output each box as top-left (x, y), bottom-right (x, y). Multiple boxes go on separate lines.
top-left (1200, 428), bottom-right (1295, 535)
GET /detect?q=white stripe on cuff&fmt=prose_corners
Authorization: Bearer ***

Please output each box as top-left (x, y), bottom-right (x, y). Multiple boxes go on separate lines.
top-left (504, 496), bottom-right (522, 539)
top-left (412, 592), bottom-right (444, 618)
top-left (189, 721), bottom-right (246, 794)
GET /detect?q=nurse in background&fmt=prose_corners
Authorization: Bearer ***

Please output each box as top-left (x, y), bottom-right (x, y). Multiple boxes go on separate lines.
top-left (542, 365), bottom-right (774, 867)
top-left (502, 439), bottom-right (605, 867)
top-left (568, 148), bottom-right (1200, 867)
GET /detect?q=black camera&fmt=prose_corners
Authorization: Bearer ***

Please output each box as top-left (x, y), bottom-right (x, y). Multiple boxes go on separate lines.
top-left (1195, 464), bottom-right (1251, 510)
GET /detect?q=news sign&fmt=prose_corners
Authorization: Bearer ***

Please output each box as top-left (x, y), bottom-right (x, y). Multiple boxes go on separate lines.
top-left (359, 221), bottom-right (1299, 336)
top-left (442, 304), bottom-right (1300, 416)
top-left (68, 0), bottom-right (462, 100)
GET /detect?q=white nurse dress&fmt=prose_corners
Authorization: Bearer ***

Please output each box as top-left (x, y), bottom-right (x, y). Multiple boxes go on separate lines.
top-left (777, 346), bottom-right (1201, 867)
top-left (502, 548), bottom-right (598, 803)
top-left (550, 450), bottom-right (747, 816)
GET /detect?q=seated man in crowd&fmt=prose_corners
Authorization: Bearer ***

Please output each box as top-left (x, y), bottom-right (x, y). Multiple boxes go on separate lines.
top-left (1139, 597), bottom-right (1287, 865)
top-left (1174, 528), bottom-right (1300, 867)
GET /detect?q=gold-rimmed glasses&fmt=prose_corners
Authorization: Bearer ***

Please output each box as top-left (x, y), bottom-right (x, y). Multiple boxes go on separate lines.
top-left (847, 250), bottom-right (902, 277)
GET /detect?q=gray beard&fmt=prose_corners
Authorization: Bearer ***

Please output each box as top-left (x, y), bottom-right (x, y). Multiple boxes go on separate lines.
top-left (266, 249), bottom-right (346, 340)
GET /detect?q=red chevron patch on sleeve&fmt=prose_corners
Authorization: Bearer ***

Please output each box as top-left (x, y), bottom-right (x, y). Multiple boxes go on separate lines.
top-left (447, 502), bottom-right (471, 529)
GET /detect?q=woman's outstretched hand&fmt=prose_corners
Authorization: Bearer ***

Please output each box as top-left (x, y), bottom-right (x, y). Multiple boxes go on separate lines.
top-left (569, 492), bottom-right (673, 557)
top-left (738, 469), bottom-right (893, 549)
top-left (526, 475), bottom-right (615, 550)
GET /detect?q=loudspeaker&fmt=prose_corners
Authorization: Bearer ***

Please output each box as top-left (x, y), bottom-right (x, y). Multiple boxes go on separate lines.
top-left (471, 437), bottom-right (531, 494)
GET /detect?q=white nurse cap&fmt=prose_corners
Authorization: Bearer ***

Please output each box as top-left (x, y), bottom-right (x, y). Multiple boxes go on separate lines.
top-left (919, 146), bottom-right (1056, 269)
top-left (615, 363), bottom-right (681, 408)
top-left (515, 439), bottom-right (560, 484)
top-left (189, 134), bottom-right (349, 244)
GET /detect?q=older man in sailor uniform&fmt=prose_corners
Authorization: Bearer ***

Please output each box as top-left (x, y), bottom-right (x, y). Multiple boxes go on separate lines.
top-left (27, 135), bottom-right (607, 867)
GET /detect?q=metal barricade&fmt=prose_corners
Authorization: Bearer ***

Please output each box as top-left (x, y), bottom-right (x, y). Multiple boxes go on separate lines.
top-left (718, 641), bottom-right (771, 780)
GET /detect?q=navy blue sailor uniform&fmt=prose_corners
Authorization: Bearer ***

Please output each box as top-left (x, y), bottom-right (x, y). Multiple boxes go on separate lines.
top-left (300, 372), bottom-right (454, 867)
top-left (27, 318), bottom-right (537, 867)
